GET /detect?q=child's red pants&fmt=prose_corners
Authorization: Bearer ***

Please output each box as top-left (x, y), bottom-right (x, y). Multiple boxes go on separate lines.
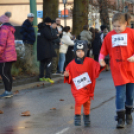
top-left (75, 99), bottom-right (91, 115)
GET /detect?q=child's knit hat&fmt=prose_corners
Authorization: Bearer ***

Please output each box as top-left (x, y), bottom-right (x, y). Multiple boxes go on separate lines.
top-left (0, 12), bottom-right (11, 23)
top-left (74, 40), bottom-right (88, 57)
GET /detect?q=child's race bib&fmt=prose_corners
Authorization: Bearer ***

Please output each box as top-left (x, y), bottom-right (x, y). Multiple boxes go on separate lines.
top-left (112, 34), bottom-right (127, 47)
top-left (73, 72), bottom-right (92, 90)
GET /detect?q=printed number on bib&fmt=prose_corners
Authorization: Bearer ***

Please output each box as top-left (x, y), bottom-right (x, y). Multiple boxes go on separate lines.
top-left (73, 72), bottom-right (92, 90)
top-left (112, 34), bottom-right (127, 47)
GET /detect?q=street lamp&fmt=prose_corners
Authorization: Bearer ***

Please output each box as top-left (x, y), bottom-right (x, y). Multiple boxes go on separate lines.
top-left (62, 0), bottom-right (68, 26)
top-left (125, 6), bottom-right (128, 13)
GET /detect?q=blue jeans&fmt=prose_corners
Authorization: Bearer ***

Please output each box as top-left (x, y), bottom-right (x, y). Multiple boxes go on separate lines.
top-left (115, 83), bottom-right (134, 112)
top-left (58, 53), bottom-right (65, 72)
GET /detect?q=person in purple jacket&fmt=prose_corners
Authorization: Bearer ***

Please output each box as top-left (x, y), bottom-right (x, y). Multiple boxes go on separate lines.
top-left (0, 12), bottom-right (17, 98)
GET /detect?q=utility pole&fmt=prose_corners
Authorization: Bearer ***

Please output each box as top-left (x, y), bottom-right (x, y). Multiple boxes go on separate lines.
top-left (62, 0), bottom-right (67, 26)
top-left (29, 0), bottom-right (38, 66)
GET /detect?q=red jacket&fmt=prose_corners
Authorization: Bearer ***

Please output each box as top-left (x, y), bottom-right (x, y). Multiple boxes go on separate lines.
top-left (64, 57), bottom-right (102, 106)
top-left (0, 23), bottom-right (17, 63)
top-left (100, 27), bottom-right (134, 86)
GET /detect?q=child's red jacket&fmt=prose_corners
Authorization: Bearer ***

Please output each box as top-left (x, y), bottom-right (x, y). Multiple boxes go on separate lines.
top-left (64, 57), bottom-right (102, 106)
top-left (100, 27), bottom-right (134, 86)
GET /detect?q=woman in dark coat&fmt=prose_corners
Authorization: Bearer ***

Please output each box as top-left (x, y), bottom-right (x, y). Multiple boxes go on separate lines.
top-left (92, 28), bottom-right (102, 61)
top-left (37, 17), bottom-right (58, 83)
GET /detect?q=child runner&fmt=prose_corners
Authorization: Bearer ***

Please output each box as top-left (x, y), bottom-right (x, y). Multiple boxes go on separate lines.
top-left (64, 40), bottom-right (104, 127)
top-left (99, 13), bottom-right (134, 128)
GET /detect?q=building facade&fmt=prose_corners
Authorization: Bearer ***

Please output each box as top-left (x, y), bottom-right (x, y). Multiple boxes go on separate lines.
top-left (0, 0), bottom-right (73, 26)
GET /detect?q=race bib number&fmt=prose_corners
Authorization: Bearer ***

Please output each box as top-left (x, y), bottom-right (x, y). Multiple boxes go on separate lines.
top-left (73, 72), bottom-right (92, 90)
top-left (112, 34), bottom-right (127, 47)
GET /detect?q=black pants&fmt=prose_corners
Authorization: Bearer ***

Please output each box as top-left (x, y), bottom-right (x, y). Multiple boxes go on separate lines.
top-left (87, 45), bottom-right (90, 57)
top-left (64, 46), bottom-right (75, 70)
top-left (94, 54), bottom-right (99, 62)
top-left (87, 49), bottom-right (90, 57)
top-left (105, 56), bottom-right (109, 65)
top-left (39, 58), bottom-right (52, 78)
top-left (0, 62), bottom-right (13, 92)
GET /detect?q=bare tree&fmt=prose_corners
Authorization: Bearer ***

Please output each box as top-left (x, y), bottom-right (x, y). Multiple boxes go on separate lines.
top-left (99, 0), bottom-right (110, 29)
top-left (43, 0), bottom-right (59, 19)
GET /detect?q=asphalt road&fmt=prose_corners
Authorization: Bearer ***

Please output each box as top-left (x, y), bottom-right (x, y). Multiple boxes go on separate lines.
top-left (0, 71), bottom-right (134, 134)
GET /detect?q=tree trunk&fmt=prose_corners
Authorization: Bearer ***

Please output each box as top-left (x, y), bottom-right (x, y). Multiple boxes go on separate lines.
top-left (43, 0), bottom-right (59, 20)
top-left (99, 0), bottom-right (110, 30)
top-left (89, 0), bottom-right (93, 4)
top-left (72, 0), bottom-right (89, 36)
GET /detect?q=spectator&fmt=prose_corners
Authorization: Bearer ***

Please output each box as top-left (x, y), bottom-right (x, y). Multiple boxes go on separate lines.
top-left (20, 13), bottom-right (35, 55)
top-left (56, 18), bottom-right (63, 38)
top-left (100, 25), bottom-right (109, 71)
top-left (95, 28), bottom-right (99, 33)
top-left (0, 12), bottom-right (17, 98)
top-left (100, 25), bottom-right (108, 42)
top-left (80, 25), bottom-right (92, 57)
top-left (92, 28), bottom-right (102, 61)
top-left (89, 27), bottom-right (95, 43)
top-left (37, 17), bottom-right (58, 83)
top-left (64, 26), bottom-right (76, 70)
top-left (58, 26), bottom-right (75, 75)
top-left (80, 25), bottom-right (92, 46)
top-left (89, 27), bottom-right (96, 57)
top-left (51, 20), bottom-right (61, 75)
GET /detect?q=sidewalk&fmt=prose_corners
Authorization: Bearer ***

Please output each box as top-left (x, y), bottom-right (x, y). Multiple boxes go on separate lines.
top-left (0, 75), bottom-right (64, 94)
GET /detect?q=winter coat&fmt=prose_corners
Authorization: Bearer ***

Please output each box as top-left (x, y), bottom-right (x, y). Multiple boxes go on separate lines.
top-left (64, 57), bottom-right (103, 106)
top-left (59, 32), bottom-right (74, 54)
top-left (20, 19), bottom-right (35, 45)
top-left (100, 27), bottom-right (134, 86)
top-left (51, 27), bottom-right (60, 49)
top-left (57, 24), bottom-right (63, 38)
top-left (92, 32), bottom-right (102, 55)
top-left (80, 30), bottom-right (92, 46)
top-left (0, 23), bottom-right (17, 63)
top-left (37, 23), bottom-right (58, 61)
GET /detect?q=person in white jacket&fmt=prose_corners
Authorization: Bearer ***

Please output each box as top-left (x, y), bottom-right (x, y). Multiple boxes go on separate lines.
top-left (58, 26), bottom-right (74, 75)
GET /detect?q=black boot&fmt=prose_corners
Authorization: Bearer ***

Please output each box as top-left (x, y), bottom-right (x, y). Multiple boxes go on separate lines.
top-left (74, 115), bottom-right (81, 126)
top-left (116, 111), bottom-right (125, 128)
top-left (83, 114), bottom-right (90, 127)
top-left (126, 106), bottom-right (133, 125)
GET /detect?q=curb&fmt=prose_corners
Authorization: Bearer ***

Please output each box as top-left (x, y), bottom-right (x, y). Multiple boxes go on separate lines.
top-left (0, 77), bottom-right (64, 94)
top-left (0, 76), bottom-right (39, 89)
top-left (0, 75), bottom-right (61, 89)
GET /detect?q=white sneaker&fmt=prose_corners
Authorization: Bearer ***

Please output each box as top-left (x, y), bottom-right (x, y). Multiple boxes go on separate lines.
top-left (53, 72), bottom-right (64, 76)
top-left (52, 73), bottom-right (58, 76)
top-left (59, 73), bottom-right (64, 77)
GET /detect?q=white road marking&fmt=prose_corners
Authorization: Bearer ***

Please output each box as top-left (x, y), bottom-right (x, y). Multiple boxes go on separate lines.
top-left (55, 127), bottom-right (69, 134)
